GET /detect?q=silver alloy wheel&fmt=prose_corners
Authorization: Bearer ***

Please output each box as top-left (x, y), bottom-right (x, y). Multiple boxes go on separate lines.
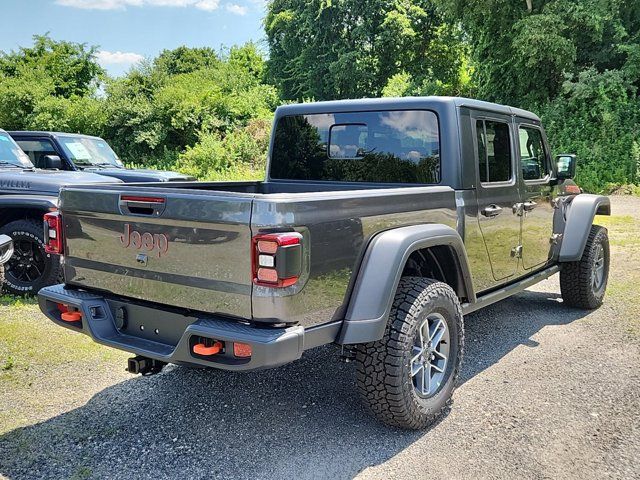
top-left (411, 313), bottom-right (450, 398)
top-left (591, 243), bottom-right (606, 291)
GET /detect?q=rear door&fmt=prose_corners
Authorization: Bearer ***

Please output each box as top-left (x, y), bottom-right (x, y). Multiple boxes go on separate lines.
top-left (473, 114), bottom-right (522, 282)
top-left (516, 122), bottom-right (555, 270)
top-left (61, 187), bottom-right (254, 317)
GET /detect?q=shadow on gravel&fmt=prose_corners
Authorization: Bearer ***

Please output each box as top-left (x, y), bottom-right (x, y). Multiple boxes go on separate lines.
top-left (0, 289), bottom-right (589, 480)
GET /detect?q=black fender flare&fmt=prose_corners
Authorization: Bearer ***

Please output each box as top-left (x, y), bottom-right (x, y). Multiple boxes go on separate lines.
top-left (0, 195), bottom-right (58, 213)
top-left (559, 194), bottom-right (610, 262)
top-left (337, 224), bottom-right (474, 345)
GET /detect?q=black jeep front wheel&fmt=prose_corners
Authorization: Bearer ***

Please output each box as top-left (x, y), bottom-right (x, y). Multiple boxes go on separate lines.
top-left (560, 225), bottom-right (609, 309)
top-left (0, 219), bottom-right (62, 296)
top-left (355, 277), bottom-right (464, 429)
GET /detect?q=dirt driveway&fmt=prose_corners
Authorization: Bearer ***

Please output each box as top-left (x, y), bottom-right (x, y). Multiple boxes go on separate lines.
top-left (1, 196), bottom-right (639, 480)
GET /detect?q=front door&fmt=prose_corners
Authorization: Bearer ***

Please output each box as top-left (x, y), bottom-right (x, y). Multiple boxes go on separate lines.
top-left (14, 137), bottom-right (63, 170)
top-left (516, 123), bottom-right (555, 270)
top-left (474, 116), bottom-right (522, 283)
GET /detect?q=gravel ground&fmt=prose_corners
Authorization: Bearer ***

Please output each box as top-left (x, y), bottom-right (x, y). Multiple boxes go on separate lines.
top-left (1, 196), bottom-right (639, 480)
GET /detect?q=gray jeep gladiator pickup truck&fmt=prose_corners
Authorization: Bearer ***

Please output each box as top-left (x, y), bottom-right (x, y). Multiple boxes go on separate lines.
top-left (38, 97), bottom-right (610, 429)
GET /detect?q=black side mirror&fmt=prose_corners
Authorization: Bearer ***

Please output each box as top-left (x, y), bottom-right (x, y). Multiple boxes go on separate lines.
top-left (555, 154), bottom-right (576, 180)
top-left (43, 155), bottom-right (63, 170)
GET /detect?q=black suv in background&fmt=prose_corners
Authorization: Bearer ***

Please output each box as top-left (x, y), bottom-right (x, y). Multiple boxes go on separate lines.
top-left (0, 129), bottom-right (122, 295)
top-left (9, 131), bottom-right (195, 183)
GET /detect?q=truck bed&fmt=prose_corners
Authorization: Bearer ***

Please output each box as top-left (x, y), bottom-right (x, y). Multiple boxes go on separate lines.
top-left (59, 180), bottom-right (456, 327)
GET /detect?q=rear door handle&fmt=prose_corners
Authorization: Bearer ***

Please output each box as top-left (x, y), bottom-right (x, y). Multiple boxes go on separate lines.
top-left (523, 201), bottom-right (537, 212)
top-left (482, 204), bottom-right (503, 218)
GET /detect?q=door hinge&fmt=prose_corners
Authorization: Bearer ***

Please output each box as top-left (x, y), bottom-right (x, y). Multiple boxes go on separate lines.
top-left (512, 203), bottom-right (524, 216)
top-left (510, 245), bottom-right (523, 258)
top-left (549, 233), bottom-right (563, 245)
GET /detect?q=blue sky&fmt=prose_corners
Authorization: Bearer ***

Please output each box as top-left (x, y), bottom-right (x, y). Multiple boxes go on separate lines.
top-left (0, 0), bottom-right (266, 76)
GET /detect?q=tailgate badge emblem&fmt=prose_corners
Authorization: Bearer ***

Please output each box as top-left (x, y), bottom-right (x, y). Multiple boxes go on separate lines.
top-left (120, 224), bottom-right (169, 258)
top-left (136, 253), bottom-right (148, 266)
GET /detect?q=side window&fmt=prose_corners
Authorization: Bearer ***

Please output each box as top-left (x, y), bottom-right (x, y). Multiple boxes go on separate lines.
top-left (15, 139), bottom-right (58, 169)
top-left (518, 126), bottom-right (549, 180)
top-left (476, 120), bottom-right (512, 183)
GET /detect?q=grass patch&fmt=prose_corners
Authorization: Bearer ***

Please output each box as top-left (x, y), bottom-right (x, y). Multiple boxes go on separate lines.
top-left (0, 303), bottom-right (126, 389)
top-left (0, 294), bottom-right (38, 307)
top-left (594, 213), bottom-right (640, 333)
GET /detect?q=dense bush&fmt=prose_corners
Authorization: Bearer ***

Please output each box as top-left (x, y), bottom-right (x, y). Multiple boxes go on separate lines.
top-left (0, 37), bottom-right (275, 180)
top-left (540, 70), bottom-right (640, 193)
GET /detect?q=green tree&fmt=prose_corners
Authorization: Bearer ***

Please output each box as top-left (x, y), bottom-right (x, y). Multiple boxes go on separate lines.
top-left (154, 46), bottom-right (219, 75)
top-left (438, 0), bottom-right (640, 106)
top-left (0, 34), bottom-right (104, 98)
top-left (265, 0), bottom-right (470, 100)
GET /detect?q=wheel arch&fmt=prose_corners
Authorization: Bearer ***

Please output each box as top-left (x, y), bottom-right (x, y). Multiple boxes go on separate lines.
top-left (0, 196), bottom-right (57, 228)
top-left (559, 194), bottom-right (611, 262)
top-left (337, 224), bottom-right (474, 345)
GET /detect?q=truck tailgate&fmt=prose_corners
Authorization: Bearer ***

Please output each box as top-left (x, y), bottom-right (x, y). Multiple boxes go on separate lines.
top-left (60, 187), bottom-right (253, 318)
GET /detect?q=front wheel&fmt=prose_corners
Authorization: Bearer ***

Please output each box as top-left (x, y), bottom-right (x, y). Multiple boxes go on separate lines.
top-left (355, 277), bottom-right (464, 429)
top-left (0, 219), bottom-right (62, 296)
top-left (560, 225), bottom-right (610, 309)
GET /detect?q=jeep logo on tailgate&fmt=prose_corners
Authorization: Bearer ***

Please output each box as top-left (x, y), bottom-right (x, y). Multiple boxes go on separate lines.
top-left (120, 224), bottom-right (169, 258)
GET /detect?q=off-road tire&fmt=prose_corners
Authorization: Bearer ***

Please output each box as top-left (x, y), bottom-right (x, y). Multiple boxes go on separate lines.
top-left (560, 224), bottom-right (609, 309)
top-left (355, 277), bottom-right (464, 430)
top-left (0, 219), bottom-right (62, 296)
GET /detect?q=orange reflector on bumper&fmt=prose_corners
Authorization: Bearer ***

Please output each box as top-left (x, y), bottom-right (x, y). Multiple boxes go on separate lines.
top-left (233, 342), bottom-right (252, 358)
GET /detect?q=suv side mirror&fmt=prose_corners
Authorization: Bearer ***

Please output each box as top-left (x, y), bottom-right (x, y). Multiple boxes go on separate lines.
top-left (43, 155), bottom-right (62, 170)
top-left (555, 154), bottom-right (576, 180)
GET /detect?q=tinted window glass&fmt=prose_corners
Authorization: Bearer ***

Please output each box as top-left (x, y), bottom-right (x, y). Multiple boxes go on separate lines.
top-left (58, 136), bottom-right (123, 167)
top-left (476, 121), bottom-right (488, 182)
top-left (518, 126), bottom-right (549, 180)
top-left (476, 120), bottom-right (512, 183)
top-left (15, 139), bottom-right (57, 168)
top-left (0, 132), bottom-right (33, 168)
top-left (270, 110), bottom-right (440, 184)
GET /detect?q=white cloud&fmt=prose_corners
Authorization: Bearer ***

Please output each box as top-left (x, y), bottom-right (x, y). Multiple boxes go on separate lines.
top-left (55, 0), bottom-right (220, 11)
top-left (95, 50), bottom-right (144, 66)
top-left (196, 0), bottom-right (220, 11)
top-left (225, 3), bottom-right (247, 15)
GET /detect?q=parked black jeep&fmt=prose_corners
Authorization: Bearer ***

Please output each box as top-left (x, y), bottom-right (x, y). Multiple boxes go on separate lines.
top-left (0, 129), bottom-right (122, 295)
top-left (8, 131), bottom-right (194, 183)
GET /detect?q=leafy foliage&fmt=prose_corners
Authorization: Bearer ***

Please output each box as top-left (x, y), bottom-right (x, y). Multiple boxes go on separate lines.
top-left (0, 37), bottom-right (274, 180)
top-left (1, 10), bottom-right (639, 192)
top-left (265, 0), bottom-right (471, 100)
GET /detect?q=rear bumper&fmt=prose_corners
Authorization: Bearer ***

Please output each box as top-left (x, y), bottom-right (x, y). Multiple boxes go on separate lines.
top-left (38, 284), bottom-right (338, 371)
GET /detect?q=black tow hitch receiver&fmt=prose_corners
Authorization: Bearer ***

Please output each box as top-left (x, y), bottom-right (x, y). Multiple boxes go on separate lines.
top-left (127, 356), bottom-right (166, 376)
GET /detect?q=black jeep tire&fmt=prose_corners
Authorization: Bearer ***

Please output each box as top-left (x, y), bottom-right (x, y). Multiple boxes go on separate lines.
top-left (0, 219), bottom-right (62, 296)
top-left (355, 277), bottom-right (464, 430)
top-left (560, 225), bottom-right (609, 309)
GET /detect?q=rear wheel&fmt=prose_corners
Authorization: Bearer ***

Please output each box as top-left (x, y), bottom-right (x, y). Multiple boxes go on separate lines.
top-left (0, 219), bottom-right (62, 296)
top-left (355, 277), bottom-right (464, 429)
top-left (560, 225), bottom-right (609, 309)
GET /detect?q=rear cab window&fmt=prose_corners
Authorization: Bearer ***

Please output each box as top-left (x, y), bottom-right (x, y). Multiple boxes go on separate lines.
top-left (270, 110), bottom-right (440, 184)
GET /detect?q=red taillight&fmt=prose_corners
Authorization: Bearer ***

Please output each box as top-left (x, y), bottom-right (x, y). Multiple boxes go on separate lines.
top-left (252, 232), bottom-right (303, 288)
top-left (44, 211), bottom-right (63, 254)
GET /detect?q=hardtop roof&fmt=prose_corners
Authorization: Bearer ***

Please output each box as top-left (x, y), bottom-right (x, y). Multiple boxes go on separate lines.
top-left (275, 96), bottom-right (541, 122)
top-left (6, 131), bottom-right (104, 140)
